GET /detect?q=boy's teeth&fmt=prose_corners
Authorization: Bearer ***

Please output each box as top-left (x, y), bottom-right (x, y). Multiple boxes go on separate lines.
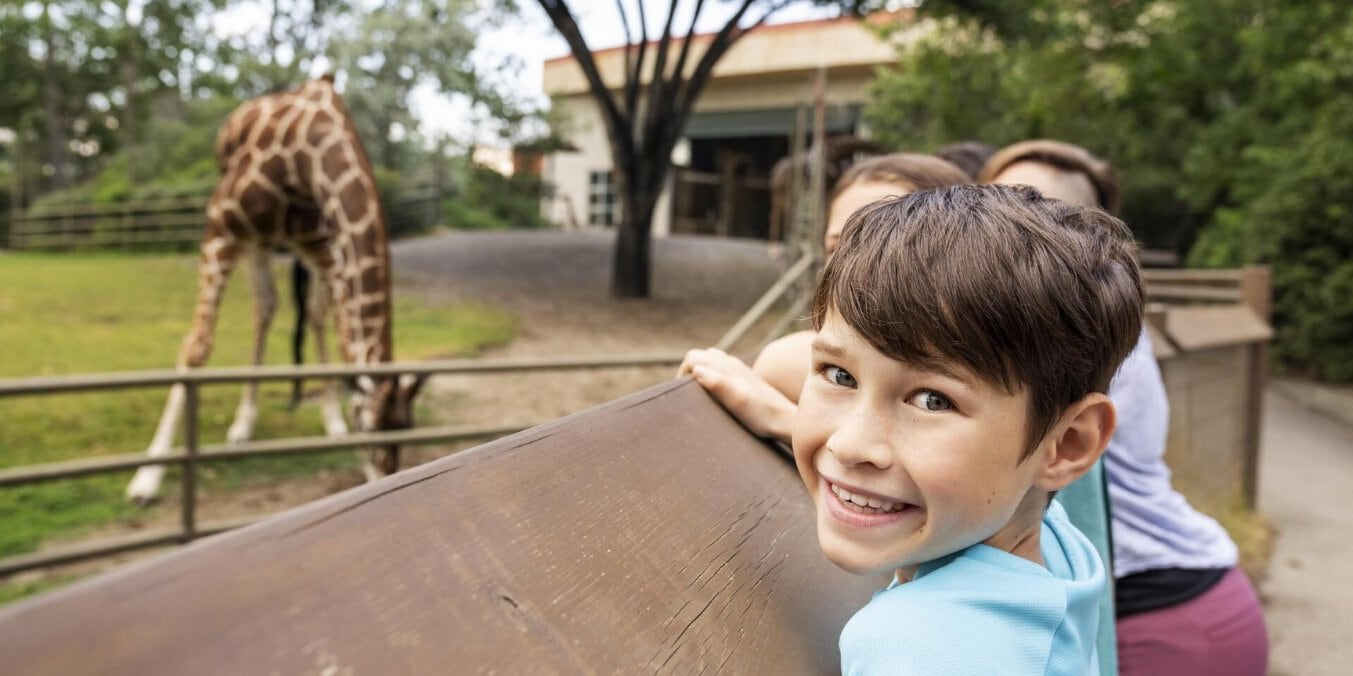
top-left (831, 483), bottom-right (905, 513)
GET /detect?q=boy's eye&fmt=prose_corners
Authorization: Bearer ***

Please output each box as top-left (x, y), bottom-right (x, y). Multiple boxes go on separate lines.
top-left (824, 365), bottom-right (857, 388)
top-left (908, 390), bottom-right (953, 412)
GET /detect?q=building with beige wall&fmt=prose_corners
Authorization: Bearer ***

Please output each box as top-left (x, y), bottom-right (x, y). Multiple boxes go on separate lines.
top-left (540, 12), bottom-right (916, 238)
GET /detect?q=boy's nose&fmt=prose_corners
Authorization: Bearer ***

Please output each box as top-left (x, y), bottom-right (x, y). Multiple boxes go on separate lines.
top-left (826, 407), bottom-right (894, 470)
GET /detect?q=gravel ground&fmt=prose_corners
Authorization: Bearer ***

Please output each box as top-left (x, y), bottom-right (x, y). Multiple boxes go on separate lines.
top-left (391, 229), bottom-right (796, 445)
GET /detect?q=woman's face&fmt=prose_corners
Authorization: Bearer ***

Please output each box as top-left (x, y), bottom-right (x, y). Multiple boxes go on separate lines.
top-left (988, 160), bottom-right (1098, 207)
top-left (825, 180), bottom-right (914, 253)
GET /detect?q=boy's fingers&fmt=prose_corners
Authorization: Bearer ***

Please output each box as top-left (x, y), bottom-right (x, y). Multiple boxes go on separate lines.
top-left (678, 348), bottom-right (734, 378)
top-left (677, 349), bottom-right (704, 377)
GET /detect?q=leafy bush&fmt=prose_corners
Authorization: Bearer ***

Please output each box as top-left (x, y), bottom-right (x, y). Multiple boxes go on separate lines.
top-left (1187, 11), bottom-right (1353, 380)
top-left (442, 162), bottom-right (548, 231)
top-left (869, 0), bottom-right (1353, 382)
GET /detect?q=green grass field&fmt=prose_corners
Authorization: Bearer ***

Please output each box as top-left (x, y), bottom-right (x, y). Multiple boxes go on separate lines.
top-left (0, 251), bottom-right (514, 563)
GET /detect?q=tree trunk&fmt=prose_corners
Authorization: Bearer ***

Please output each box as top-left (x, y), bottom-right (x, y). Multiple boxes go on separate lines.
top-left (612, 202), bottom-right (652, 298)
top-left (611, 149), bottom-right (669, 298)
top-left (121, 35), bottom-right (139, 182)
top-left (40, 4), bottom-right (67, 190)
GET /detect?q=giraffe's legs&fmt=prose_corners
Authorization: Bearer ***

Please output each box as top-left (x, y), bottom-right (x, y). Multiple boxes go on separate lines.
top-left (128, 234), bottom-right (240, 503)
top-left (305, 260), bottom-right (348, 436)
top-left (226, 247), bottom-right (277, 444)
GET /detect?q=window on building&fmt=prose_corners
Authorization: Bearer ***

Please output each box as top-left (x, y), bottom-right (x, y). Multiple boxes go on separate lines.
top-left (588, 171), bottom-right (618, 226)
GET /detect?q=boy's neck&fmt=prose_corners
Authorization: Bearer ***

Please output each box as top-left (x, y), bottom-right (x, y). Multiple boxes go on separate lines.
top-left (985, 526), bottom-right (1044, 567)
top-left (981, 490), bottom-right (1050, 567)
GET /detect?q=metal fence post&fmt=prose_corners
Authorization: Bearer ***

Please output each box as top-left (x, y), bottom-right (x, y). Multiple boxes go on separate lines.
top-left (181, 381), bottom-right (199, 542)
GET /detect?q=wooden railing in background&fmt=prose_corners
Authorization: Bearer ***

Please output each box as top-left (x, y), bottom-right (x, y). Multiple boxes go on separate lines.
top-left (1142, 266), bottom-right (1273, 509)
top-left (4, 176), bottom-right (444, 250)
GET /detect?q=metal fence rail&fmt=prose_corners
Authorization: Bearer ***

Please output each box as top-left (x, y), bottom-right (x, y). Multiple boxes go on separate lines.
top-left (0, 240), bottom-right (814, 577)
top-left (0, 353), bottom-right (687, 576)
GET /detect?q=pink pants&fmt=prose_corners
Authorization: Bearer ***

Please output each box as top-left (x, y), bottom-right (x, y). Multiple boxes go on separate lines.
top-left (1117, 567), bottom-right (1269, 676)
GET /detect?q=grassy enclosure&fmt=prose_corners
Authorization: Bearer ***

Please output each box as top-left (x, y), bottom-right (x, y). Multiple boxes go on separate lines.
top-left (0, 251), bottom-right (514, 565)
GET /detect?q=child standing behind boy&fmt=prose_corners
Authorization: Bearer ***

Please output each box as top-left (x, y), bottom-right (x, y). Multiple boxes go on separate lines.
top-left (683, 184), bottom-right (1144, 673)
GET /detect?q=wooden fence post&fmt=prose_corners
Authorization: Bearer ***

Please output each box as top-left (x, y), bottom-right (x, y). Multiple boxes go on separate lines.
top-left (1239, 265), bottom-right (1272, 507)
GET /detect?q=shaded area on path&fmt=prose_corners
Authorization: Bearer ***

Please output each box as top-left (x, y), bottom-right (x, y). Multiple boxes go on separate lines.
top-left (1259, 389), bottom-right (1353, 676)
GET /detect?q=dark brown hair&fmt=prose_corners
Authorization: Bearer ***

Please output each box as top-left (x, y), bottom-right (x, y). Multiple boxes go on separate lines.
top-left (977, 139), bottom-right (1120, 214)
top-left (811, 184), bottom-right (1144, 457)
top-left (830, 153), bottom-right (971, 206)
top-left (933, 141), bottom-right (999, 180)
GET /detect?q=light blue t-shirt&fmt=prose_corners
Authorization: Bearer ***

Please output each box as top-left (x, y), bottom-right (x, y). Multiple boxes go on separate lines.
top-left (839, 501), bottom-right (1104, 676)
top-left (1105, 330), bottom-right (1238, 576)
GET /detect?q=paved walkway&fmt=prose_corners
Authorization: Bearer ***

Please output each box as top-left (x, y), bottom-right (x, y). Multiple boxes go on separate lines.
top-left (1259, 387), bottom-right (1353, 675)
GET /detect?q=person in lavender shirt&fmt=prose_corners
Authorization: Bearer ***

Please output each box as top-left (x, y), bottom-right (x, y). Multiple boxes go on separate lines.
top-left (981, 140), bottom-right (1269, 676)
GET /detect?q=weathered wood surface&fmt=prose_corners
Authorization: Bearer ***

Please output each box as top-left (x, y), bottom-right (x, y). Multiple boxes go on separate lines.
top-left (0, 380), bottom-right (876, 674)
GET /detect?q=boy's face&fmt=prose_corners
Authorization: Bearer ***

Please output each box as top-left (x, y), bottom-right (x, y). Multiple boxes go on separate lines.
top-left (793, 311), bottom-right (1048, 576)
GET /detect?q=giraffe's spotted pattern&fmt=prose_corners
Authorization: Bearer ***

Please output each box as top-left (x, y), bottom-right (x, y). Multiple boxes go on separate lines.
top-left (200, 77), bottom-right (393, 370)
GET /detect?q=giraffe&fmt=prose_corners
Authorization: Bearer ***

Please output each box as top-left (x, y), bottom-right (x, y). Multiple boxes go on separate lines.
top-left (126, 76), bottom-right (423, 503)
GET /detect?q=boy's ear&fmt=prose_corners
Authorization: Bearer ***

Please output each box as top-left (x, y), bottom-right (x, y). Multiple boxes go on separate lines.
top-left (1034, 393), bottom-right (1116, 492)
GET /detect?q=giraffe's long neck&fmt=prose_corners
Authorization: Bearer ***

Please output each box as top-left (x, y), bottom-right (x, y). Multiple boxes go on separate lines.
top-left (298, 80), bottom-right (394, 367)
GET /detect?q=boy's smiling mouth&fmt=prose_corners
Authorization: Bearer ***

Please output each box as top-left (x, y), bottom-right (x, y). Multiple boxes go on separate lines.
top-left (830, 482), bottom-right (908, 513)
top-left (822, 478), bottom-right (918, 526)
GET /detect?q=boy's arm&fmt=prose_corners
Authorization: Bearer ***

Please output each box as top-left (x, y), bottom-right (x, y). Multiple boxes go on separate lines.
top-left (678, 348), bottom-right (796, 444)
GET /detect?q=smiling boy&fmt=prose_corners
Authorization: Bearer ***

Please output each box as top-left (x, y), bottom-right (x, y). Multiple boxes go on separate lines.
top-left (690, 184), bottom-right (1143, 674)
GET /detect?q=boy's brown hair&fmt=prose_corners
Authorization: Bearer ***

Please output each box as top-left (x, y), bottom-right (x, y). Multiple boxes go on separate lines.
top-left (811, 184), bottom-right (1144, 457)
top-left (830, 153), bottom-right (971, 206)
top-left (977, 140), bottom-right (1120, 214)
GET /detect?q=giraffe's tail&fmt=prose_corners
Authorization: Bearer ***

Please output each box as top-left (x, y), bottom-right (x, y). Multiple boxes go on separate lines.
top-left (290, 257), bottom-right (309, 409)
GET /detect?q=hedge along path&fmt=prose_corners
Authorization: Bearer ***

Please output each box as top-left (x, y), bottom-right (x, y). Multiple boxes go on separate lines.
top-left (0, 380), bottom-right (878, 674)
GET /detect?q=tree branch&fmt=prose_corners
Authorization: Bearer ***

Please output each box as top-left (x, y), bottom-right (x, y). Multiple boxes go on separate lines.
top-left (674, 0), bottom-right (784, 127)
top-left (535, 1), bottom-right (634, 162)
top-left (627, 0), bottom-right (650, 123)
top-left (615, 0), bottom-right (636, 115)
top-left (642, 0), bottom-right (682, 146)
top-left (644, 0), bottom-right (707, 153)
top-left (668, 0), bottom-right (707, 92)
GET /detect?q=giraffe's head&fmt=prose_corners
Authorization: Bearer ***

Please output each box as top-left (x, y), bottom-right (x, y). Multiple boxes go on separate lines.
top-left (350, 374), bottom-right (426, 474)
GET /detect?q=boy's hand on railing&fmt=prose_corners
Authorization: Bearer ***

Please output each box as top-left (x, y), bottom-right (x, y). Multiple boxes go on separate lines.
top-left (678, 348), bottom-right (796, 445)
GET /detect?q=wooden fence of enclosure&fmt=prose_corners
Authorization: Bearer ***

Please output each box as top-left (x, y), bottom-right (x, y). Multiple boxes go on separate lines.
top-left (3, 174), bottom-right (444, 250)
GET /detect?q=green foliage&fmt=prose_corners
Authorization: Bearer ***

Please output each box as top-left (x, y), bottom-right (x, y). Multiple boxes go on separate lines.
top-left (1186, 10), bottom-right (1353, 380)
top-left (869, 0), bottom-right (1353, 381)
top-left (442, 162), bottom-right (549, 231)
top-left (28, 95), bottom-right (237, 209)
